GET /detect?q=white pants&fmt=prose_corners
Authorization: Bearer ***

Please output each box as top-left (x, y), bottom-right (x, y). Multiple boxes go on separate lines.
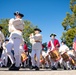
top-left (31, 49), bottom-right (41, 67)
top-left (1, 50), bottom-right (8, 66)
top-left (6, 37), bottom-right (22, 67)
top-left (50, 59), bottom-right (59, 68)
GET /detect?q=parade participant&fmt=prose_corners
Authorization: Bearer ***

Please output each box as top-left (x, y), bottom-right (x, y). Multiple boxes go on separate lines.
top-left (59, 40), bottom-right (71, 70)
top-left (23, 41), bottom-right (28, 52)
top-left (0, 26), bottom-right (5, 58)
top-left (47, 33), bottom-right (60, 70)
top-left (1, 38), bottom-right (9, 67)
top-left (29, 28), bottom-right (42, 70)
top-left (6, 11), bottom-right (24, 70)
top-left (73, 36), bottom-right (76, 52)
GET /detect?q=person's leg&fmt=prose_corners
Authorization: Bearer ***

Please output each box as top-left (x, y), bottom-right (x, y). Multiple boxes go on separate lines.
top-left (6, 41), bottom-right (14, 64)
top-left (31, 50), bottom-right (35, 67)
top-left (54, 61), bottom-right (58, 69)
top-left (13, 38), bottom-right (21, 68)
top-left (4, 50), bottom-right (8, 66)
top-left (35, 50), bottom-right (41, 70)
top-left (66, 61), bottom-right (71, 70)
top-left (63, 61), bottom-right (67, 70)
top-left (1, 50), bottom-right (5, 66)
top-left (36, 50), bottom-right (41, 67)
top-left (51, 59), bottom-right (54, 67)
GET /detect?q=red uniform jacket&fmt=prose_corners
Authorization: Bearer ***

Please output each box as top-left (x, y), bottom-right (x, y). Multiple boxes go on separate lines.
top-left (48, 39), bottom-right (60, 49)
top-left (23, 44), bottom-right (28, 52)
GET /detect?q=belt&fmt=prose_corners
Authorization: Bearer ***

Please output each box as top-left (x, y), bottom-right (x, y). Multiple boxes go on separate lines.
top-left (18, 29), bottom-right (22, 32)
top-left (35, 40), bottom-right (41, 42)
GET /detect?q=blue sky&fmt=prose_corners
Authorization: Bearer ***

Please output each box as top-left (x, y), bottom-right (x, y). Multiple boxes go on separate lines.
top-left (0, 0), bottom-right (71, 43)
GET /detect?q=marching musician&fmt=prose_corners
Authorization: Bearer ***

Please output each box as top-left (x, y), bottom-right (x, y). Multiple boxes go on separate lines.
top-left (29, 28), bottom-right (42, 70)
top-left (1, 38), bottom-right (9, 67)
top-left (0, 26), bottom-right (5, 58)
top-left (47, 33), bottom-right (60, 70)
top-left (6, 11), bottom-right (24, 70)
top-left (73, 36), bottom-right (76, 52)
top-left (59, 40), bottom-right (71, 70)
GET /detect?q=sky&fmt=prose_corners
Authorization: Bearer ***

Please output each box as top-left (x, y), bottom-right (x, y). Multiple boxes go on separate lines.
top-left (0, 0), bottom-right (71, 43)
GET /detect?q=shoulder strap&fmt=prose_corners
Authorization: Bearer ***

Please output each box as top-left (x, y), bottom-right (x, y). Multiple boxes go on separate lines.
top-left (50, 40), bottom-right (55, 50)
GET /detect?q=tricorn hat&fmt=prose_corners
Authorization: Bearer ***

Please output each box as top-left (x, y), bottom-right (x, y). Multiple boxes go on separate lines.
top-left (34, 28), bottom-right (42, 32)
top-left (50, 33), bottom-right (56, 37)
top-left (14, 11), bottom-right (24, 17)
top-left (61, 40), bottom-right (66, 44)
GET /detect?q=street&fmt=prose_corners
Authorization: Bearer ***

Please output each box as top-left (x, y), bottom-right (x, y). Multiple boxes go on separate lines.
top-left (0, 68), bottom-right (76, 75)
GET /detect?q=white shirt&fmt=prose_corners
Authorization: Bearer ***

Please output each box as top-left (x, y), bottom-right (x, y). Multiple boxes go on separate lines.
top-left (30, 33), bottom-right (42, 50)
top-left (8, 18), bottom-right (24, 38)
top-left (59, 44), bottom-right (69, 54)
top-left (0, 31), bottom-right (5, 42)
top-left (8, 18), bottom-right (24, 32)
top-left (0, 31), bottom-right (5, 48)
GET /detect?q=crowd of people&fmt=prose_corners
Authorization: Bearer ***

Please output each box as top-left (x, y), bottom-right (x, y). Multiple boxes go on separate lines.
top-left (0, 11), bottom-right (76, 71)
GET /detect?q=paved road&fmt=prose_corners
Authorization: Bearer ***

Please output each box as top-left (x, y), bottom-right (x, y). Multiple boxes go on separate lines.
top-left (0, 68), bottom-right (76, 75)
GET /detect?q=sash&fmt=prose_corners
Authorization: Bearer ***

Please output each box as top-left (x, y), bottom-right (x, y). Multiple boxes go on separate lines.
top-left (50, 40), bottom-right (55, 50)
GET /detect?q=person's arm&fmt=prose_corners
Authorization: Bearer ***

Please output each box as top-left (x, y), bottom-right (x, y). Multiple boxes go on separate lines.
top-left (8, 18), bottom-right (15, 33)
top-left (56, 39), bottom-right (60, 48)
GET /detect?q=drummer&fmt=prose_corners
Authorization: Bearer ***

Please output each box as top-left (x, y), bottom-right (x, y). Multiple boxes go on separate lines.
top-left (47, 33), bottom-right (60, 70)
top-left (59, 40), bottom-right (71, 70)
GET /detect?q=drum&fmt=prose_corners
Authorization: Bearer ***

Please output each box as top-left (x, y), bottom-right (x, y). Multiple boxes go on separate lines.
top-left (40, 55), bottom-right (45, 64)
top-left (50, 49), bottom-right (60, 61)
top-left (61, 52), bottom-right (69, 62)
top-left (70, 58), bottom-right (76, 66)
top-left (21, 52), bottom-right (28, 62)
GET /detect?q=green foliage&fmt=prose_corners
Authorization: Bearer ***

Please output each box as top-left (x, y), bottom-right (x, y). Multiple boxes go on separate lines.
top-left (0, 19), bottom-right (9, 37)
top-left (70, 0), bottom-right (76, 14)
top-left (61, 28), bottom-right (76, 47)
top-left (61, 0), bottom-right (76, 47)
top-left (23, 20), bottom-right (36, 42)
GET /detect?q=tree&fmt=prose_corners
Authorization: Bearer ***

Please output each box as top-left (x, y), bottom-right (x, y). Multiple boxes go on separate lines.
top-left (23, 20), bottom-right (37, 42)
top-left (61, 0), bottom-right (76, 47)
top-left (0, 19), bottom-right (9, 37)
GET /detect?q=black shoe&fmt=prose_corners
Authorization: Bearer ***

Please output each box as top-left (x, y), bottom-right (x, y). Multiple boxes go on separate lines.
top-left (35, 66), bottom-right (39, 71)
top-left (13, 66), bottom-right (20, 71)
top-left (30, 66), bottom-right (36, 69)
top-left (67, 68), bottom-right (71, 70)
top-left (2, 65), bottom-right (7, 68)
top-left (9, 66), bottom-right (20, 71)
top-left (51, 66), bottom-right (57, 70)
top-left (63, 66), bottom-right (67, 70)
top-left (9, 64), bottom-right (15, 70)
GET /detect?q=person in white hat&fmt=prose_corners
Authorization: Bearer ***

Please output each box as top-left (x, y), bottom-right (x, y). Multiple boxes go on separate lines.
top-left (29, 28), bottom-right (42, 70)
top-left (6, 11), bottom-right (24, 70)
